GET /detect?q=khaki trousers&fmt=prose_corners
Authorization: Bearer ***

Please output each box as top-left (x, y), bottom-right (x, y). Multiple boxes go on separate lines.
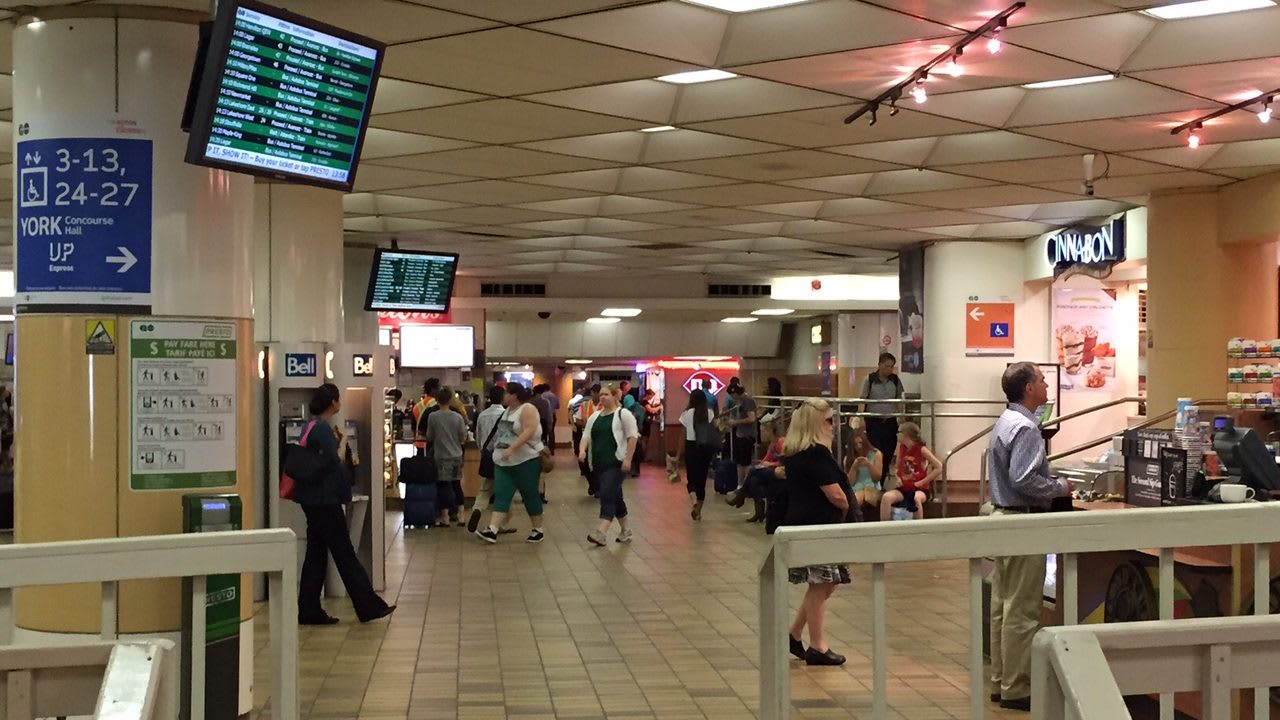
top-left (988, 510), bottom-right (1046, 701)
top-left (471, 476), bottom-right (494, 514)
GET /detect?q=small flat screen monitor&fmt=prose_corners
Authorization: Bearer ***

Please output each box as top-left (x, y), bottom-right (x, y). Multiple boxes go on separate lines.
top-left (184, 0), bottom-right (385, 191)
top-left (399, 325), bottom-right (473, 369)
top-left (364, 250), bottom-right (459, 313)
top-left (1214, 426), bottom-right (1280, 496)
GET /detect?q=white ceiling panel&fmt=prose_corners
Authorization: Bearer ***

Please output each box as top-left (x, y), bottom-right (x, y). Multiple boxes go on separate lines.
top-left (657, 149), bottom-right (899, 181)
top-left (818, 197), bottom-right (930, 217)
top-left (518, 169), bottom-right (625, 193)
top-left (743, 201), bottom-right (824, 218)
top-left (351, 165), bottom-right (475, 192)
top-left (1121, 7), bottom-right (1280, 72)
top-left (633, 182), bottom-right (841, 206)
top-left (360, 128), bottom-right (475, 159)
top-left (877, 184), bottom-right (1081, 208)
top-left (511, 197), bottom-right (604, 215)
top-left (615, 167), bottom-right (741, 193)
top-left (1200, 138), bottom-right (1280, 170)
top-left (518, 132), bottom-right (648, 163)
top-left (533, 1), bottom-right (729, 66)
top-left (343, 216), bottom-right (462, 233)
top-left (972, 221), bottom-right (1060, 238)
top-left (383, 27), bottom-right (693, 96)
top-left (1003, 12), bottom-right (1157, 70)
top-left (673, 78), bottom-right (847, 124)
top-left (780, 173), bottom-right (875, 196)
top-left (371, 79), bottom-right (488, 115)
top-left (859, 209), bottom-right (1009, 229)
top-left (1130, 58), bottom-right (1280, 107)
top-left (780, 220), bottom-right (876, 236)
top-left (609, 227), bottom-right (744, 244)
top-left (373, 99), bottom-right (643, 144)
top-left (274, 0), bottom-right (497, 43)
top-left (939, 153), bottom-right (1176, 184)
top-left (524, 81), bottom-right (680, 125)
top-left (405, 207), bottom-right (579, 225)
top-left (414, 0), bottom-right (648, 24)
top-left (826, 138), bottom-right (938, 166)
top-left (1035, 171), bottom-right (1235, 199)
top-left (640, 130), bottom-right (785, 163)
top-left (716, 222), bottom-right (785, 235)
top-left (702, 236), bottom-right (825, 251)
top-left (1006, 78), bottom-right (1208, 127)
top-left (599, 195), bottom-right (702, 215)
top-left (923, 131), bottom-right (1083, 166)
top-left (343, 194), bottom-right (469, 216)
top-left (621, 206), bottom-right (796, 227)
top-left (372, 146), bottom-right (620, 178)
top-left (862, 168), bottom-right (996, 195)
top-left (864, 0), bottom-right (1122, 27)
top-left (720, 0), bottom-right (953, 66)
top-left (387, 180), bottom-right (603, 205)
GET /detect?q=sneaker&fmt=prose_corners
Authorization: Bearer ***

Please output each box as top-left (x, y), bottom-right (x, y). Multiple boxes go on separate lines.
top-left (587, 530), bottom-right (607, 546)
top-left (527, 529), bottom-right (545, 544)
top-left (466, 509), bottom-right (482, 533)
top-left (477, 528), bottom-right (498, 544)
top-left (616, 529), bottom-right (634, 544)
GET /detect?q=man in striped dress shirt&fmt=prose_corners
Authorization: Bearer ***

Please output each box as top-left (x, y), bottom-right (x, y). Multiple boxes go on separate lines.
top-left (986, 362), bottom-right (1069, 711)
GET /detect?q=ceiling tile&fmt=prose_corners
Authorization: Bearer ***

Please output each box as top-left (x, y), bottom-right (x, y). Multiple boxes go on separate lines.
top-left (742, 201), bottom-right (825, 218)
top-left (615, 167), bottom-right (740, 193)
top-left (383, 27), bottom-right (692, 96)
top-left (533, 1), bottom-right (729, 66)
top-left (877, 184), bottom-right (1081, 208)
top-left (413, 0), bottom-right (645, 24)
top-left (343, 216), bottom-right (462, 233)
top-left (939, 153), bottom-right (1175, 184)
top-left (372, 78), bottom-right (488, 115)
top-left (1021, 108), bottom-right (1278, 152)
top-left (818, 197), bottom-right (929, 217)
top-left (512, 197), bottom-right (603, 215)
top-left (373, 99), bottom-right (643, 144)
top-left (351, 165), bottom-right (475, 192)
top-left (865, 0), bottom-right (1121, 26)
top-left (371, 146), bottom-right (619, 178)
top-left (609, 227), bottom-right (744, 244)
top-left (274, 0), bottom-right (497, 43)
top-left (862, 168), bottom-right (996, 195)
top-left (633, 182), bottom-right (841, 206)
top-left (825, 138), bottom-right (938, 166)
top-left (519, 169), bottom-right (625, 192)
top-left (1121, 7), bottom-right (1280, 72)
top-left (859, 209), bottom-right (1010, 229)
top-left (656, 149), bottom-right (899, 181)
top-left (518, 132), bottom-right (648, 163)
top-left (524, 81), bottom-right (680, 125)
top-left (599, 195), bottom-right (703, 215)
top-left (719, 0), bottom-right (952, 66)
top-left (343, 193), bottom-right (469, 215)
top-left (1130, 57), bottom-right (1280, 107)
top-left (781, 219), bottom-right (876, 236)
top-left (360, 128), bottom-right (476, 159)
top-left (1035, 171), bottom-right (1235, 199)
top-left (405, 206), bottom-right (579, 225)
top-left (673, 78), bottom-right (846, 124)
top-left (640, 130), bottom-right (786, 163)
top-left (1006, 78), bottom-right (1206, 127)
top-left (387, 180), bottom-right (601, 205)
top-left (1003, 12), bottom-right (1157, 70)
top-left (620, 206), bottom-right (795, 226)
top-left (780, 173), bottom-right (875, 195)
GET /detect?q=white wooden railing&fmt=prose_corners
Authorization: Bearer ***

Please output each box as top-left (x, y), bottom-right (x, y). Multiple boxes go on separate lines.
top-left (759, 504), bottom-right (1280, 720)
top-left (0, 640), bottom-right (176, 719)
top-left (0, 528), bottom-right (298, 720)
top-left (1032, 616), bottom-right (1280, 720)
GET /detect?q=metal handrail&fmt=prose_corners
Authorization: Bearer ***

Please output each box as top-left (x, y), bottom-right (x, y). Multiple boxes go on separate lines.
top-left (938, 396), bottom-right (1146, 515)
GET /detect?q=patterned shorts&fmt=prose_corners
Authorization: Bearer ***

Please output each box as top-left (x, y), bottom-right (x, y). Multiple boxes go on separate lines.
top-left (788, 564), bottom-right (852, 585)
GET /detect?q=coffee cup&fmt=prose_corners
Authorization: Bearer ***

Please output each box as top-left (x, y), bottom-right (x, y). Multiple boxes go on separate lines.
top-left (1219, 483), bottom-right (1256, 503)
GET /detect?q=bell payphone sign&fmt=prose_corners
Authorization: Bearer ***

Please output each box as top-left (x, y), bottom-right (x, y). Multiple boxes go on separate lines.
top-left (130, 320), bottom-right (237, 491)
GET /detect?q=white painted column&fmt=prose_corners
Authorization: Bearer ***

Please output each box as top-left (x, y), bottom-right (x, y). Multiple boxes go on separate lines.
top-left (253, 183), bottom-right (344, 344)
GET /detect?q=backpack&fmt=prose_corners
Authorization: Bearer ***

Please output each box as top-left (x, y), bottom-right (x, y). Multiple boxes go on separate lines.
top-left (864, 372), bottom-right (904, 399)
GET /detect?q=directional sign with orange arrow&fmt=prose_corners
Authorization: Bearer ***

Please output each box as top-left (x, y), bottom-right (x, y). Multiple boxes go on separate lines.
top-left (965, 298), bottom-right (1015, 357)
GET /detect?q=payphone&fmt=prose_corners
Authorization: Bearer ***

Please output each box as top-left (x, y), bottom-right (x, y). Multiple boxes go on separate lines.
top-left (263, 342), bottom-right (325, 573)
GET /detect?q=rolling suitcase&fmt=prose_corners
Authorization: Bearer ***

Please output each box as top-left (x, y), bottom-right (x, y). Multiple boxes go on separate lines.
top-left (403, 482), bottom-right (436, 529)
top-left (713, 457), bottom-right (738, 495)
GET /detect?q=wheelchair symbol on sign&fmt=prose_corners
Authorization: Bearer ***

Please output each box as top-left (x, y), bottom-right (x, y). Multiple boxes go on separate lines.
top-left (990, 323), bottom-right (1009, 338)
top-left (19, 167), bottom-right (47, 208)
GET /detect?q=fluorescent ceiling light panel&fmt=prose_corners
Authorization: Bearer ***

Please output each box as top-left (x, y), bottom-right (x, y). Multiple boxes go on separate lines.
top-left (1143, 0), bottom-right (1275, 19)
top-left (681, 0), bottom-right (813, 11)
top-left (639, 125), bottom-right (676, 133)
top-left (772, 275), bottom-right (899, 302)
top-left (721, 317), bottom-right (759, 324)
top-left (1022, 74), bottom-right (1117, 89)
top-left (601, 308), bottom-right (643, 317)
top-left (565, 359), bottom-right (593, 365)
top-left (656, 69), bottom-right (738, 84)
top-left (751, 308), bottom-right (795, 316)
top-left (586, 317), bottom-right (622, 324)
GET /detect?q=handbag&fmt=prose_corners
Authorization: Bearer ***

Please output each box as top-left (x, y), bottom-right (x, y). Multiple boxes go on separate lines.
top-left (478, 419), bottom-right (500, 480)
top-left (694, 418), bottom-right (723, 452)
top-left (539, 447), bottom-right (555, 474)
top-left (280, 421), bottom-right (319, 500)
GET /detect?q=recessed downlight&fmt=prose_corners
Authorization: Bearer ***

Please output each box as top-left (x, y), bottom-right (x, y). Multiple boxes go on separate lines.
top-left (721, 317), bottom-right (759, 324)
top-left (601, 308), bottom-right (643, 317)
top-left (656, 69), bottom-right (738, 84)
top-left (639, 125), bottom-right (676, 133)
top-left (681, 0), bottom-right (813, 11)
top-left (1143, 0), bottom-right (1274, 19)
top-left (1022, 74), bottom-right (1117, 90)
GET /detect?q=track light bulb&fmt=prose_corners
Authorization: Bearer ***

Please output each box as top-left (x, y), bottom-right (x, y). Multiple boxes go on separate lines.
top-left (911, 84), bottom-right (927, 104)
top-left (1187, 129), bottom-right (1200, 149)
top-left (943, 59), bottom-right (963, 77)
top-left (1260, 105), bottom-right (1273, 123)
top-left (987, 31), bottom-right (1002, 54)
top-left (889, 99), bottom-right (900, 117)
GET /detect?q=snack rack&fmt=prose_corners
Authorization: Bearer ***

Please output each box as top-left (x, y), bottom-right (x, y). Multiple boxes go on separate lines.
top-left (1226, 338), bottom-right (1280, 412)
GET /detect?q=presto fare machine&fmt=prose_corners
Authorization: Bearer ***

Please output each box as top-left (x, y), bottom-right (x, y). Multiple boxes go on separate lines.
top-left (265, 342), bottom-right (391, 595)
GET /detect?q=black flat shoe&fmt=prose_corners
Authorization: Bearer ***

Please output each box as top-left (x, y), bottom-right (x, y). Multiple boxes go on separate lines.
top-left (298, 613), bottom-right (339, 626)
top-left (804, 647), bottom-right (846, 666)
top-left (990, 693), bottom-right (1001, 702)
top-left (789, 635), bottom-right (806, 660)
top-left (359, 605), bottom-right (396, 623)
top-left (999, 697), bottom-right (1031, 712)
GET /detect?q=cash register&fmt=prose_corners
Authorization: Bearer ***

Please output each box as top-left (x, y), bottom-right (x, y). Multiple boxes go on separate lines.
top-left (1203, 415), bottom-right (1280, 500)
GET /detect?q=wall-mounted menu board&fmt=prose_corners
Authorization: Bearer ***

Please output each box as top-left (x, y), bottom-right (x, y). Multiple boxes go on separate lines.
top-left (184, 0), bottom-right (385, 190)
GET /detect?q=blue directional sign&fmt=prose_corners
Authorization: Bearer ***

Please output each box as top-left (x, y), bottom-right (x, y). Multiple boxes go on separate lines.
top-left (990, 322), bottom-right (1009, 338)
top-left (16, 137), bottom-right (152, 311)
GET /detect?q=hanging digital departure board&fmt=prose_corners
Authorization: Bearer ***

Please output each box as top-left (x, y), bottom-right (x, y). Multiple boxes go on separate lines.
top-left (364, 250), bottom-right (460, 313)
top-left (184, 0), bottom-right (385, 191)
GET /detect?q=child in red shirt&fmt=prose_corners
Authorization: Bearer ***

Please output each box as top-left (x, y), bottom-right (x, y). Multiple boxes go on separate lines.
top-left (880, 422), bottom-right (941, 520)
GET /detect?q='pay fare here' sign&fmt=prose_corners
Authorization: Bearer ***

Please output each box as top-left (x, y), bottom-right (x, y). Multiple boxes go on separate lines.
top-left (16, 137), bottom-right (152, 311)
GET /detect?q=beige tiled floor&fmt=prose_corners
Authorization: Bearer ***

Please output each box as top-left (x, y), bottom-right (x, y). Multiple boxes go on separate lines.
top-left (254, 458), bottom-right (1027, 719)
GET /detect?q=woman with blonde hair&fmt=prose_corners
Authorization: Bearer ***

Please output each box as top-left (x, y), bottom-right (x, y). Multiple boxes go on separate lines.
top-left (579, 385), bottom-right (640, 546)
top-left (781, 398), bottom-right (856, 666)
top-left (847, 428), bottom-right (883, 518)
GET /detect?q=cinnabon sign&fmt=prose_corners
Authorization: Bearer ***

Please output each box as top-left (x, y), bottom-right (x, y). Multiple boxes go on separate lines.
top-left (378, 311), bottom-right (452, 328)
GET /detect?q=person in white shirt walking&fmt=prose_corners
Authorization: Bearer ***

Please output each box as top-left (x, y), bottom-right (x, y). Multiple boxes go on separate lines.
top-left (985, 362), bottom-right (1069, 712)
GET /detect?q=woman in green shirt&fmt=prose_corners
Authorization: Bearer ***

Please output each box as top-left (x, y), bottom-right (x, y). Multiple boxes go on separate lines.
top-left (579, 385), bottom-right (640, 547)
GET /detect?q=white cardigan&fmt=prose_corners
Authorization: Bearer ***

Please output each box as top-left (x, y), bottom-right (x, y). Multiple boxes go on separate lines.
top-left (582, 409), bottom-right (640, 470)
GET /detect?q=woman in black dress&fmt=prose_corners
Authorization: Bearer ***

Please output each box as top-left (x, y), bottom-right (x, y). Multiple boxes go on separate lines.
top-left (781, 398), bottom-right (857, 666)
